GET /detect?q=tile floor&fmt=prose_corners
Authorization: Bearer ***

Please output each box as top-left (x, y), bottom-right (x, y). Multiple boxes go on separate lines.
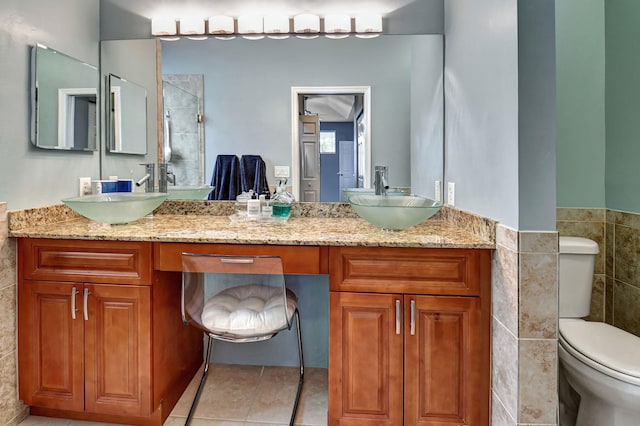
top-left (19, 364), bottom-right (328, 426)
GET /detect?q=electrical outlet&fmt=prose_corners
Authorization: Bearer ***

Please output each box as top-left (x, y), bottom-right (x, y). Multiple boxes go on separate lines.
top-left (274, 166), bottom-right (290, 178)
top-left (434, 180), bottom-right (442, 202)
top-left (447, 182), bottom-right (455, 206)
top-left (79, 177), bottom-right (92, 196)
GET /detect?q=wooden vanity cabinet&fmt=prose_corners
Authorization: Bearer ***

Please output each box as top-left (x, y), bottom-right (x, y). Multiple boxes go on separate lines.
top-left (328, 246), bottom-right (491, 426)
top-left (19, 280), bottom-right (151, 416)
top-left (17, 238), bottom-right (202, 425)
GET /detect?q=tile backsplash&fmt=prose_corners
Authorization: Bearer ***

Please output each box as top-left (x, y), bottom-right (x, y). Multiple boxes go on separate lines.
top-left (557, 207), bottom-right (640, 336)
top-left (0, 202), bottom-right (28, 425)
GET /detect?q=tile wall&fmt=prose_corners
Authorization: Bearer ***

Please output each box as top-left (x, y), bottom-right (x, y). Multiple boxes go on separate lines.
top-left (558, 207), bottom-right (640, 336)
top-left (0, 202), bottom-right (27, 425)
top-left (491, 225), bottom-right (559, 426)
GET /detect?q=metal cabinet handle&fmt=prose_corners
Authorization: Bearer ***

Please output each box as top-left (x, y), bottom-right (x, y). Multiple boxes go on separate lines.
top-left (410, 300), bottom-right (416, 335)
top-left (83, 288), bottom-right (90, 321)
top-left (71, 287), bottom-right (79, 320)
top-left (395, 300), bottom-right (401, 335)
top-left (220, 258), bottom-right (254, 264)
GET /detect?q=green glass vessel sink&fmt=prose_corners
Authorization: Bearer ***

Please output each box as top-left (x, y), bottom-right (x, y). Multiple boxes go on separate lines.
top-left (62, 192), bottom-right (168, 224)
top-left (166, 185), bottom-right (214, 200)
top-left (348, 194), bottom-right (441, 230)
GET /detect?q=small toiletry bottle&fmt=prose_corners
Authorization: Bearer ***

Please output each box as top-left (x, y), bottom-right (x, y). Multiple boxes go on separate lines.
top-left (247, 193), bottom-right (260, 218)
top-left (261, 193), bottom-right (272, 217)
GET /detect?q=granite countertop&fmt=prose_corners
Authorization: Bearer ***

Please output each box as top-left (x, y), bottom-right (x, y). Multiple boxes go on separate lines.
top-left (8, 202), bottom-right (495, 249)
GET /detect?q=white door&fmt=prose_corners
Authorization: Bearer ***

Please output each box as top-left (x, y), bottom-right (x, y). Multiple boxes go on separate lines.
top-left (338, 140), bottom-right (356, 202)
top-left (299, 114), bottom-right (320, 202)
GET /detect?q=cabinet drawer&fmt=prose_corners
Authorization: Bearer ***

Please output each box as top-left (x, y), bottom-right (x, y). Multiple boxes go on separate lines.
top-left (329, 246), bottom-right (490, 296)
top-left (154, 242), bottom-right (326, 274)
top-left (19, 238), bottom-right (153, 285)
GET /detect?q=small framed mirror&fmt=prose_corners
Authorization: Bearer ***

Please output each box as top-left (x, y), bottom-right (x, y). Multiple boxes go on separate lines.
top-left (107, 73), bottom-right (147, 154)
top-left (30, 44), bottom-right (98, 151)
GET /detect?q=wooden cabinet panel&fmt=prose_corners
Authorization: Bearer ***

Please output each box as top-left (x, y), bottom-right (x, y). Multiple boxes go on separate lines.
top-left (18, 281), bottom-right (84, 412)
top-left (20, 239), bottom-right (152, 285)
top-left (329, 247), bottom-right (483, 296)
top-left (404, 296), bottom-right (483, 426)
top-left (84, 284), bottom-right (152, 417)
top-left (329, 292), bottom-right (403, 425)
top-left (154, 242), bottom-right (325, 274)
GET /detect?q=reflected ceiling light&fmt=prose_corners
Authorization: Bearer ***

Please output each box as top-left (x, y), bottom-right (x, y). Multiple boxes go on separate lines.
top-left (264, 15), bottom-right (290, 39)
top-left (179, 17), bottom-right (207, 40)
top-left (294, 14), bottom-right (320, 39)
top-left (208, 15), bottom-right (235, 40)
top-left (151, 18), bottom-right (179, 41)
top-left (324, 14), bottom-right (351, 39)
top-left (238, 15), bottom-right (264, 40)
top-left (355, 13), bottom-right (383, 38)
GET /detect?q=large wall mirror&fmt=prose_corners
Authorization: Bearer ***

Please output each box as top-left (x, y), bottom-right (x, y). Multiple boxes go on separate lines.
top-left (99, 34), bottom-right (443, 201)
top-left (30, 44), bottom-right (98, 151)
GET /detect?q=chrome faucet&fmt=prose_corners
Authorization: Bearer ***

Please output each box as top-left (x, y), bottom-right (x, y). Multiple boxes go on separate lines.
top-left (136, 163), bottom-right (155, 192)
top-left (158, 162), bottom-right (176, 193)
top-left (374, 165), bottom-right (389, 196)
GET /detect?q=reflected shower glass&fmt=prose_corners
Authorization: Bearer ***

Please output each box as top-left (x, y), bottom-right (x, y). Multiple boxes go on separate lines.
top-left (162, 80), bottom-right (202, 186)
top-left (108, 73), bottom-right (148, 154)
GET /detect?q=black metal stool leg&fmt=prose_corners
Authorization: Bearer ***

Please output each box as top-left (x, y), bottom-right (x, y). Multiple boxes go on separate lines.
top-left (290, 309), bottom-right (304, 426)
top-left (185, 334), bottom-right (214, 426)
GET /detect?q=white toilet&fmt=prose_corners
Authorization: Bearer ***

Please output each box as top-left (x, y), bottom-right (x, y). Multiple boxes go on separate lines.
top-left (558, 236), bottom-right (640, 426)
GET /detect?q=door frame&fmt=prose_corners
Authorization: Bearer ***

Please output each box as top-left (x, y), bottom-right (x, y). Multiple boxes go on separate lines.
top-left (291, 86), bottom-right (371, 201)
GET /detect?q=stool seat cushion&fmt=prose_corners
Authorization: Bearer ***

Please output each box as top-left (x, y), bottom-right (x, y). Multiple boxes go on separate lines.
top-left (201, 284), bottom-right (297, 336)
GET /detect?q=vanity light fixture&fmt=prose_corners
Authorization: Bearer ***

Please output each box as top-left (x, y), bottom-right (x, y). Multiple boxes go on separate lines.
top-left (264, 15), bottom-right (290, 39)
top-left (324, 14), bottom-right (351, 39)
top-left (208, 15), bottom-right (235, 40)
top-left (151, 13), bottom-right (383, 41)
top-left (179, 17), bottom-right (207, 40)
top-left (151, 18), bottom-right (179, 41)
top-left (355, 13), bottom-right (383, 38)
top-left (238, 15), bottom-right (264, 40)
top-left (294, 14), bottom-right (320, 39)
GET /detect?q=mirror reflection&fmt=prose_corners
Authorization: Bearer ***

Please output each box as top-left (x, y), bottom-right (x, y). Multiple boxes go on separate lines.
top-left (108, 74), bottom-right (148, 154)
top-left (99, 35), bottom-right (443, 201)
top-left (31, 44), bottom-right (98, 151)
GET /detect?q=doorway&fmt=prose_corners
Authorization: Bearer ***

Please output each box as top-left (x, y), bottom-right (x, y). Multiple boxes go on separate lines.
top-left (291, 86), bottom-right (371, 202)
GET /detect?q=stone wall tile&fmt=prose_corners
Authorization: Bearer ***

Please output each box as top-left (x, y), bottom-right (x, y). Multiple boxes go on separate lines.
top-left (519, 253), bottom-right (558, 339)
top-left (518, 339), bottom-right (557, 425)
top-left (492, 318), bottom-right (519, 421)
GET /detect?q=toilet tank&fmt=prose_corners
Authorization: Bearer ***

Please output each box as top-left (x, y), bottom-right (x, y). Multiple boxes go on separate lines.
top-left (559, 236), bottom-right (600, 318)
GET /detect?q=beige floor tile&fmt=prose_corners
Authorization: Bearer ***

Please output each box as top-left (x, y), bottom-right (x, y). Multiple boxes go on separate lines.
top-left (246, 367), bottom-right (300, 424)
top-left (173, 364), bottom-right (264, 421)
top-left (294, 368), bottom-right (328, 426)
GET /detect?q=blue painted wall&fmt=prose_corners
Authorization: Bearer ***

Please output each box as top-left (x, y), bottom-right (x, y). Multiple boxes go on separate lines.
top-left (320, 122), bottom-right (355, 202)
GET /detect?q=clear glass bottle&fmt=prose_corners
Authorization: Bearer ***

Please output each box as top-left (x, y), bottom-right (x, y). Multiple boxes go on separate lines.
top-left (271, 184), bottom-right (294, 217)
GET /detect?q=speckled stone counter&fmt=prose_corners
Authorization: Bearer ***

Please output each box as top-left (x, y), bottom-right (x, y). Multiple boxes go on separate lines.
top-left (8, 201), bottom-right (495, 249)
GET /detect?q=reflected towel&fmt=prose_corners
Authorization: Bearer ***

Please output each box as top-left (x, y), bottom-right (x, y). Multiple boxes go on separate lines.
top-left (209, 155), bottom-right (240, 200)
top-left (240, 155), bottom-right (269, 195)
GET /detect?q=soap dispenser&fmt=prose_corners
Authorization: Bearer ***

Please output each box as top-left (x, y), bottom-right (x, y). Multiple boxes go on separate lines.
top-left (261, 192), bottom-right (273, 217)
top-left (247, 192), bottom-right (260, 218)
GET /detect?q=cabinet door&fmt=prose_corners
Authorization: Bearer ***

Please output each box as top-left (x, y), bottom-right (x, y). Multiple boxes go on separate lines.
top-left (329, 292), bottom-right (403, 425)
top-left (404, 296), bottom-right (482, 426)
top-left (84, 284), bottom-right (152, 417)
top-left (18, 281), bottom-right (84, 411)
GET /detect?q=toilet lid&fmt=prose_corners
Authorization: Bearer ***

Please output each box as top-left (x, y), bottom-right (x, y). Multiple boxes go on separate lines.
top-left (560, 319), bottom-right (640, 379)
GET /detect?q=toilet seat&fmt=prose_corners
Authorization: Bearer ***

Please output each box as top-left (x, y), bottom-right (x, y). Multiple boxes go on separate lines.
top-left (559, 319), bottom-right (640, 386)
